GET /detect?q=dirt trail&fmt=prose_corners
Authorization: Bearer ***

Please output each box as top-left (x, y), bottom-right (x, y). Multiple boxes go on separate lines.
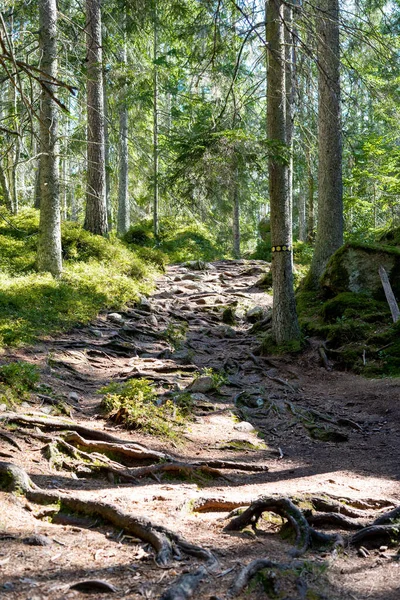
top-left (0, 259), bottom-right (399, 600)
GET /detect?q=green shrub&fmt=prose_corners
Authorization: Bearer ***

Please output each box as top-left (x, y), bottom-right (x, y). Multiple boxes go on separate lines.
top-left (100, 379), bottom-right (188, 438)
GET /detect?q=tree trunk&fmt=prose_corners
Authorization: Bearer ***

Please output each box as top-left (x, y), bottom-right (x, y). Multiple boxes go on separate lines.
top-left (297, 194), bottom-right (307, 242)
top-left (0, 159), bottom-right (13, 211)
top-left (37, 0), bottom-right (62, 277)
top-left (284, 4), bottom-right (295, 238)
top-left (232, 162), bottom-right (240, 259)
top-left (103, 64), bottom-right (112, 230)
top-left (153, 4), bottom-right (159, 240)
top-left (117, 39), bottom-right (130, 236)
top-left (306, 148), bottom-right (315, 242)
top-left (266, 0), bottom-right (300, 345)
top-left (84, 0), bottom-right (108, 236)
top-left (308, 0), bottom-right (343, 284)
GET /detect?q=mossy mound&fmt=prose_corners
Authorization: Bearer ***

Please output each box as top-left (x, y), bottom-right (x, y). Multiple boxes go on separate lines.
top-left (296, 288), bottom-right (400, 375)
top-left (320, 242), bottom-right (400, 300)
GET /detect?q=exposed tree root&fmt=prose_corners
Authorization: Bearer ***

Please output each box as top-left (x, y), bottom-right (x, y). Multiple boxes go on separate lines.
top-left (63, 431), bottom-right (168, 464)
top-left (224, 496), bottom-right (311, 557)
top-left (159, 566), bottom-right (207, 600)
top-left (0, 412), bottom-right (151, 446)
top-left (372, 504), bottom-right (400, 525)
top-left (191, 459), bottom-right (268, 472)
top-left (227, 558), bottom-right (305, 598)
top-left (310, 496), bottom-right (370, 518)
top-left (306, 512), bottom-right (365, 530)
top-left (351, 524), bottom-right (400, 547)
top-left (0, 461), bottom-right (217, 569)
top-left (189, 497), bottom-right (247, 513)
top-left (111, 462), bottom-right (227, 482)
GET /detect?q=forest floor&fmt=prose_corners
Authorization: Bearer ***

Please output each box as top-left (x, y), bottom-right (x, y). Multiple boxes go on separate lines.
top-left (0, 259), bottom-right (399, 600)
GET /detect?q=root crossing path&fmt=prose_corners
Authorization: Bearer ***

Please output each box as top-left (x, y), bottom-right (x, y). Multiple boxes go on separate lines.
top-left (0, 259), bottom-right (399, 600)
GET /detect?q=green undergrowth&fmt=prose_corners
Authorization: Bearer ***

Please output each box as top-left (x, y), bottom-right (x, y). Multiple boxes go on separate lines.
top-left (99, 378), bottom-right (190, 439)
top-left (123, 217), bottom-right (222, 263)
top-left (0, 210), bottom-right (160, 346)
top-left (0, 360), bottom-right (40, 406)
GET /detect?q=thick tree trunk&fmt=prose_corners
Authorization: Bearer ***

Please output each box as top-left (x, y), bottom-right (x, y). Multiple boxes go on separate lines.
top-left (308, 0), bottom-right (343, 284)
top-left (84, 0), bottom-right (108, 236)
top-left (267, 0), bottom-right (300, 345)
top-left (284, 4), bottom-right (295, 237)
top-left (153, 6), bottom-right (159, 240)
top-left (37, 0), bottom-right (62, 277)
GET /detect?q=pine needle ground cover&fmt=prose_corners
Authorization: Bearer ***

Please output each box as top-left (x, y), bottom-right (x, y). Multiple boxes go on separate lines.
top-left (0, 210), bottom-right (160, 346)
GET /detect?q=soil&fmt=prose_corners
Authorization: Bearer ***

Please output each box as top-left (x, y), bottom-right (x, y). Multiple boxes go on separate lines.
top-left (0, 259), bottom-right (399, 600)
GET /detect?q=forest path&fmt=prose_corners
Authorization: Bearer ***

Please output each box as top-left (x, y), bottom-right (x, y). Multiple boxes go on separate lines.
top-left (0, 259), bottom-right (399, 600)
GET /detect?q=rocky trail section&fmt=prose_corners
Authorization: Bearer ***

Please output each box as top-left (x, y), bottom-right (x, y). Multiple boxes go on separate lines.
top-left (0, 259), bottom-right (399, 600)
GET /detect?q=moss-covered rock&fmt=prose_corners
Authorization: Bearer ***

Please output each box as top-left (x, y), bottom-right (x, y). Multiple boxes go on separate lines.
top-left (320, 242), bottom-right (400, 299)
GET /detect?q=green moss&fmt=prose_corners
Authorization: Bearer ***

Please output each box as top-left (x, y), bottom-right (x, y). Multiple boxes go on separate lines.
top-left (259, 332), bottom-right (303, 355)
top-left (123, 217), bottom-right (222, 263)
top-left (320, 292), bottom-right (388, 323)
top-left (222, 306), bottom-right (236, 325)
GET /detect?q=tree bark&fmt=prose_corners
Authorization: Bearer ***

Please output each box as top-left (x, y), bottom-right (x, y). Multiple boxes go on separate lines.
top-left (84, 0), bottom-right (108, 236)
top-left (308, 0), bottom-right (343, 284)
top-left (37, 0), bottom-right (62, 278)
top-left (266, 0), bottom-right (300, 345)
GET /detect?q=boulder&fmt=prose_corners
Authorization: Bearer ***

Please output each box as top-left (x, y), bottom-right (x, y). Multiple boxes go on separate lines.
top-left (246, 306), bottom-right (267, 322)
top-left (320, 243), bottom-right (400, 299)
top-left (186, 376), bottom-right (215, 393)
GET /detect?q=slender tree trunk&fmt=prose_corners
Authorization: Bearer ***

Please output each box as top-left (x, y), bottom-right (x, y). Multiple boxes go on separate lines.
top-left (306, 148), bottom-right (315, 242)
top-left (117, 39), bottom-right (130, 235)
top-left (308, 0), bottom-right (343, 284)
top-left (103, 65), bottom-right (112, 229)
top-left (297, 194), bottom-right (307, 242)
top-left (84, 0), bottom-right (108, 235)
top-left (37, 0), bottom-right (62, 277)
top-left (0, 160), bottom-right (12, 211)
top-left (153, 4), bottom-right (159, 240)
top-left (232, 160), bottom-right (240, 259)
top-left (267, 0), bottom-right (300, 345)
